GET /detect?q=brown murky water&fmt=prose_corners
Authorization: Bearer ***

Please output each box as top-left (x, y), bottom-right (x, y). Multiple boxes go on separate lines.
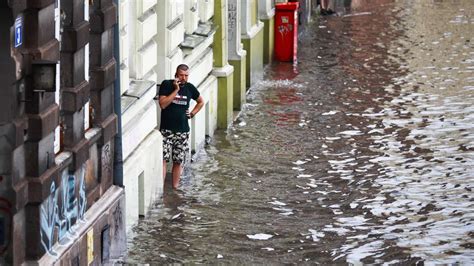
top-left (127, 0), bottom-right (474, 264)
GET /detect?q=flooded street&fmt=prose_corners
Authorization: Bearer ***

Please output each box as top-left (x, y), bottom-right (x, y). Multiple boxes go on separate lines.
top-left (127, 0), bottom-right (474, 264)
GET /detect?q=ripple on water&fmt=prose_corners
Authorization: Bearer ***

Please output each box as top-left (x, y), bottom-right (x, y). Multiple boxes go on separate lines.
top-left (127, 0), bottom-right (474, 264)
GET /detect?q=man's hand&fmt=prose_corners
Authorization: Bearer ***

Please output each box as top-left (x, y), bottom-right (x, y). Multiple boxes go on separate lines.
top-left (159, 80), bottom-right (181, 109)
top-left (173, 78), bottom-right (180, 89)
top-left (186, 109), bottom-right (193, 119)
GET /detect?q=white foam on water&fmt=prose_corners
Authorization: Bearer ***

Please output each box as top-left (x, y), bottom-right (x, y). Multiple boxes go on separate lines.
top-left (345, 240), bottom-right (385, 264)
top-left (336, 216), bottom-right (370, 227)
top-left (322, 110), bottom-right (340, 115)
top-left (308, 229), bottom-right (325, 242)
top-left (259, 79), bottom-right (305, 89)
top-left (328, 158), bottom-right (356, 165)
top-left (292, 167), bottom-right (305, 171)
top-left (268, 200), bottom-right (286, 206)
top-left (337, 130), bottom-right (364, 136)
top-left (323, 225), bottom-right (351, 236)
top-left (292, 160), bottom-right (307, 165)
top-left (247, 233), bottom-right (274, 240)
top-left (297, 174), bottom-right (313, 178)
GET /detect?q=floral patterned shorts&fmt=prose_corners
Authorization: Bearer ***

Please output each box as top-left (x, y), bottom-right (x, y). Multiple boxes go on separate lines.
top-left (160, 129), bottom-right (190, 164)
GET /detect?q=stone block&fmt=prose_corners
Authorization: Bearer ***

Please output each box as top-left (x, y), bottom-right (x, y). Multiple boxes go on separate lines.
top-left (63, 109), bottom-right (85, 149)
top-left (61, 0), bottom-right (85, 27)
top-left (30, 39), bottom-right (60, 62)
top-left (37, 4), bottom-right (55, 47)
top-left (95, 215), bottom-right (109, 263)
top-left (20, 4), bottom-right (56, 50)
top-left (136, 0), bottom-right (156, 15)
top-left (12, 0), bottom-right (55, 10)
top-left (9, 0), bottom-right (55, 24)
top-left (123, 130), bottom-right (162, 231)
top-left (25, 89), bottom-right (56, 114)
top-left (60, 48), bottom-right (86, 88)
top-left (0, 121), bottom-right (26, 175)
top-left (12, 145), bottom-right (26, 186)
top-left (84, 144), bottom-right (100, 206)
top-left (90, 4), bottom-right (117, 34)
top-left (86, 185), bottom-right (100, 210)
top-left (66, 243), bottom-right (81, 266)
top-left (24, 132), bottom-right (55, 177)
top-left (1, 118), bottom-right (28, 152)
top-left (90, 85), bottom-right (113, 125)
top-left (24, 203), bottom-right (44, 260)
top-left (91, 0), bottom-right (114, 10)
top-left (121, 100), bottom-right (156, 160)
top-left (99, 141), bottom-right (113, 194)
top-left (0, 79), bottom-right (16, 124)
top-left (136, 10), bottom-right (157, 48)
top-left (27, 104), bottom-right (59, 142)
top-left (135, 40), bottom-right (157, 79)
top-left (61, 21), bottom-right (90, 52)
top-left (198, 0), bottom-right (214, 22)
top-left (184, 0), bottom-right (199, 34)
top-left (90, 59), bottom-right (116, 91)
top-left (12, 178), bottom-right (29, 212)
top-left (13, 209), bottom-right (26, 266)
top-left (90, 29), bottom-right (114, 67)
top-left (99, 114), bottom-right (117, 146)
top-left (66, 138), bottom-right (89, 171)
top-left (27, 164), bottom-right (60, 204)
top-left (13, 117), bottom-right (27, 145)
top-left (62, 80), bottom-right (90, 113)
top-left (79, 234), bottom-right (88, 265)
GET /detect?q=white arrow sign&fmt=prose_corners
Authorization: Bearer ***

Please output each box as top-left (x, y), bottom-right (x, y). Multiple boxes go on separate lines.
top-left (14, 17), bottom-right (23, 48)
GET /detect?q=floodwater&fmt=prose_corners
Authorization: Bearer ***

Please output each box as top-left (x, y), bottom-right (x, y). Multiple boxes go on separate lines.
top-left (127, 0), bottom-right (474, 264)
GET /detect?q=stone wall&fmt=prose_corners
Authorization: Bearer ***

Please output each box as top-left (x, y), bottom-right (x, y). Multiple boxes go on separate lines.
top-left (0, 0), bottom-right (126, 264)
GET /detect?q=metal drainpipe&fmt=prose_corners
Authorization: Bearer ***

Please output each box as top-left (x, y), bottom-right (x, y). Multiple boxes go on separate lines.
top-left (113, 0), bottom-right (124, 187)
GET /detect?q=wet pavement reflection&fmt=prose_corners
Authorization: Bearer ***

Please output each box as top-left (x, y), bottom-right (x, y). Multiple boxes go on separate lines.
top-left (127, 0), bottom-right (474, 264)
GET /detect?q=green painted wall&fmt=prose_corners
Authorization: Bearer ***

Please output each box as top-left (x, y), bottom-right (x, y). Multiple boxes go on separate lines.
top-left (213, 0), bottom-right (227, 67)
top-left (217, 74), bottom-right (234, 128)
top-left (262, 16), bottom-right (275, 65)
top-left (213, 0), bottom-right (234, 128)
top-left (242, 27), bottom-right (264, 88)
top-left (229, 57), bottom-right (247, 110)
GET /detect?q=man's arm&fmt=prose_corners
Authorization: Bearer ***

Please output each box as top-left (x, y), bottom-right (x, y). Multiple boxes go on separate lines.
top-left (159, 79), bottom-right (180, 109)
top-left (189, 96), bottom-right (204, 118)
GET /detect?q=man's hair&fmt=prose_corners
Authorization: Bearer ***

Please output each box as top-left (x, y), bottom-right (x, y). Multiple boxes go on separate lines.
top-left (176, 64), bottom-right (189, 72)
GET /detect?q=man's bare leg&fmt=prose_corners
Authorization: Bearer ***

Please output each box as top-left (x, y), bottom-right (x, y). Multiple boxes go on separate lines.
top-left (321, 0), bottom-right (329, 10)
top-left (163, 160), bottom-right (167, 183)
top-left (171, 162), bottom-right (183, 189)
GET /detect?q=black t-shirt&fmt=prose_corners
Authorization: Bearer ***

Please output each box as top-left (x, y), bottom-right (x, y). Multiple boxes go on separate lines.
top-left (159, 79), bottom-right (200, 132)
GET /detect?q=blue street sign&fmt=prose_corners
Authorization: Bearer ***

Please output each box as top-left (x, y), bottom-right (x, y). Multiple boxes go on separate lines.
top-left (14, 17), bottom-right (23, 48)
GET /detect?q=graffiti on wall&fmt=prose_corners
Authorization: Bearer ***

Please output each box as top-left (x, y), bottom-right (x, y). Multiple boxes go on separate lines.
top-left (228, 3), bottom-right (237, 41)
top-left (57, 170), bottom-right (77, 239)
top-left (86, 144), bottom-right (99, 195)
top-left (40, 182), bottom-right (59, 256)
top-left (78, 168), bottom-right (86, 221)
top-left (40, 165), bottom-right (88, 256)
top-left (101, 143), bottom-right (111, 183)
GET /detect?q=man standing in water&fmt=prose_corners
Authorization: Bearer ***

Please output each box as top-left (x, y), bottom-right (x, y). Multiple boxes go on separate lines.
top-left (158, 64), bottom-right (204, 189)
top-left (320, 0), bottom-right (335, 15)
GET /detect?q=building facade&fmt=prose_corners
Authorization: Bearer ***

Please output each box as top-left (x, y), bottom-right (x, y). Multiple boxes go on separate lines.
top-left (0, 0), bottom-right (317, 263)
top-left (0, 0), bottom-right (125, 264)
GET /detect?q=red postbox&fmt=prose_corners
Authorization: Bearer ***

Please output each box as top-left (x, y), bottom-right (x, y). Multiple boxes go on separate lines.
top-left (274, 2), bottom-right (299, 62)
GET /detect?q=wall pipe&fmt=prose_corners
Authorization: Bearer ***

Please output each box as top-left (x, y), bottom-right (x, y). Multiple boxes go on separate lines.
top-left (113, 0), bottom-right (124, 187)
